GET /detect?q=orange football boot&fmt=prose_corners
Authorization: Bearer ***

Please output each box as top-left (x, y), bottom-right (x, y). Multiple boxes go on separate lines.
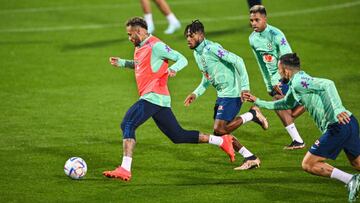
top-left (103, 166), bottom-right (131, 181)
top-left (220, 134), bottom-right (235, 162)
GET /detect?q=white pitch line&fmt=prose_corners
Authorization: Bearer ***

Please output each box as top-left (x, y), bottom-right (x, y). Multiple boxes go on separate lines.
top-left (0, 1), bottom-right (359, 33)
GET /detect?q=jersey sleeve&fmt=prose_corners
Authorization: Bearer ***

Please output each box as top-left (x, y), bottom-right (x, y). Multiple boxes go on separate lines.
top-left (118, 59), bottom-right (135, 69)
top-left (274, 30), bottom-right (292, 57)
top-left (208, 44), bottom-right (250, 91)
top-left (255, 89), bottom-right (298, 110)
top-left (152, 42), bottom-right (188, 72)
top-left (293, 77), bottom-right (346, 116)
top-left (193, 75), bottom-right (210, 97)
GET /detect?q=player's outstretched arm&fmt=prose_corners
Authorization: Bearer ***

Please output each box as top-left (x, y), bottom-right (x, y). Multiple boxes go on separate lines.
top-left (242, 92), bottom-right (257, 103)
top-left (109, 57), bottom-right (135, 69)
top-left (109, 57), bottom-right (120, 67)
top-left (240, 90), bottom-right (250, 103)
top-left (184, 93), bottom-right (196, 107)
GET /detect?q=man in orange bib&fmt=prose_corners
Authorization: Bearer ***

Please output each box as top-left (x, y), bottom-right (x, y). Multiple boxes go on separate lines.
top-left (103, 17), bottom-right (236, 182)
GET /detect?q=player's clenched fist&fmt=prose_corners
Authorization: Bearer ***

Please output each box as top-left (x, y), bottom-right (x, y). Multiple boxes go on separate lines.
top-left (109, 57), bottom-right (120, 67)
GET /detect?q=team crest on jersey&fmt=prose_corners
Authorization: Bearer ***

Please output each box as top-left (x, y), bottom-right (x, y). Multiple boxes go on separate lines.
top-left (202, 71), bottom-right (211, 80)
top-left (218, 105), bottom-right (224, 110)
top-left (267, 43), bottom-right (273, 50)
top-left (263, 54), bottom-right (275, 63)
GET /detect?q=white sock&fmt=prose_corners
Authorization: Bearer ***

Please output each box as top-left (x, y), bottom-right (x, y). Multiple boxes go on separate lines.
top-left (330, 168), bottom-right (353, 184)
top-left (144, 13), bottom-right (154, 31)
top-left (239, 146), bottom-right (253, 158)
top-left (285, 123), bottom-right (304, 143)
top-left (240, 112), bottom-right (253, 124)
top-left (166, 13), bottom-right (179, 25)
top-left (209, 135), bottom-right (223, 146)
top-left (121, 156), bottom-right (132, 172)
top-left (144, 13), bottom-right (153, 24)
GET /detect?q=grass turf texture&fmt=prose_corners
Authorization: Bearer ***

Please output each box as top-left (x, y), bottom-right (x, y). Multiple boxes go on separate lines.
top-left (1, 0), bottom-right (360, 202)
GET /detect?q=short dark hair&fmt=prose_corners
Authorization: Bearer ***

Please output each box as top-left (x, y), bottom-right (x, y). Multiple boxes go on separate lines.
top-left (249, 5), bottom-right (267, 16)
top-left (184, 20), bottom-right (204, 36)
top-left (280, 53), bottom-right (300, 69)
top-left (126, 17), bottom-right (147, 30)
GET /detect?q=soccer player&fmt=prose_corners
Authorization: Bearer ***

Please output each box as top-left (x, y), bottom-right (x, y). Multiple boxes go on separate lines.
top-left (102, 17), bottom-right (236, 182)
top-left (244, 53), bottom-right (360, 202)
top-left (141, 0), bottom-right (181, 34)
top-left (183, 20), bottom-right (268, 170)
top-left (249, 5), bottom-right (305, 149)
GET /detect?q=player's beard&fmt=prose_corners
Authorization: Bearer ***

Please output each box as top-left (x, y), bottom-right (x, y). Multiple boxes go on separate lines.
top-left (190, 40), bottom-right (201, 49)
top-left (133, 35), bottom-right (142, 47)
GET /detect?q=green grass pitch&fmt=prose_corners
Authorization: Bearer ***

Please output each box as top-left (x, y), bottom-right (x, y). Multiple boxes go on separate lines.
top-left (1, 0), bottom-right (360, 202)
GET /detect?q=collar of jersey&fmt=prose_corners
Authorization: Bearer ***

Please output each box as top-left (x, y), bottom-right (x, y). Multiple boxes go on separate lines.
top-left (259, 25), bottom-right (270, 35)
top-left (289, 70), bottom-right (303, 84)
top-left (139, 34), bottom-right (152, 47)
top-left (195, 39), bottom-right (208, 53)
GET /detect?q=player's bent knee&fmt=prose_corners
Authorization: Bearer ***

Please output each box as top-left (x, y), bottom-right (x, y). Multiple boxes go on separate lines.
top-left (351, 161), bottom-right (360, 171)
top-left (213, 127), bottom-right (227, 136)
top-left (121, 121), bottom-right (136, 139)
top-left (301, 159), bottom-right (313, 173)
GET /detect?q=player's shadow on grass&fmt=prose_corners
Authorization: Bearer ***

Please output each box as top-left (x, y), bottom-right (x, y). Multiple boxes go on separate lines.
top-left (61, 38), bottom-right (128, 52)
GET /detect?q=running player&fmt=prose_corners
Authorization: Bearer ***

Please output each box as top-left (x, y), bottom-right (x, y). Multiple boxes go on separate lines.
top-left (249, 5), bottom-right (305, 149)
top-left (184, 20), bottom-right (268, 170)
top-left (103, 17), bottom-right (235, 181)
top-left (244, 53), bottom-right (360, 202)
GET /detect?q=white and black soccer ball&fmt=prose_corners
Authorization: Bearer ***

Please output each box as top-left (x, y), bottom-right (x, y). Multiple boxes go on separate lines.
top-left (64, 157), bottom-right (87, 179)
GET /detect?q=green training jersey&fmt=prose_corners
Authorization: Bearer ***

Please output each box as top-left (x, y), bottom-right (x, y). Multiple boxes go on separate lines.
top-left (255, 71), bottom-right (352, 133)
top-left (192, 39), bottom-right (250, 98)
top-left (118, 35), bottom-right (187, 107)
top-left (249, 24), bottom-right (292, 92)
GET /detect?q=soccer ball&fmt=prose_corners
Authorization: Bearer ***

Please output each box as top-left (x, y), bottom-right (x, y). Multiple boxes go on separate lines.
top-left (64, 157), bottom-right (87, 179)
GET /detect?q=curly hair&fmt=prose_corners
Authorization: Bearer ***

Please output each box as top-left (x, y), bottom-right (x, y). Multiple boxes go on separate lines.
top-left (126, 17), bottom-right (148, 30)
top-left (184, 20), bottom-right (204, 36)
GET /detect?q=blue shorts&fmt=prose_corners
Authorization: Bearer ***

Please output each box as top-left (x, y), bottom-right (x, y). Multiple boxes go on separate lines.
top-left (213, 97), bottom-right (242, 122)
top-left (270, 79), bottom-right (289, 97)
top-left (309, 115), bottom-right (360, 160)
top-left (121, 99), bottom-right (199, 143)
